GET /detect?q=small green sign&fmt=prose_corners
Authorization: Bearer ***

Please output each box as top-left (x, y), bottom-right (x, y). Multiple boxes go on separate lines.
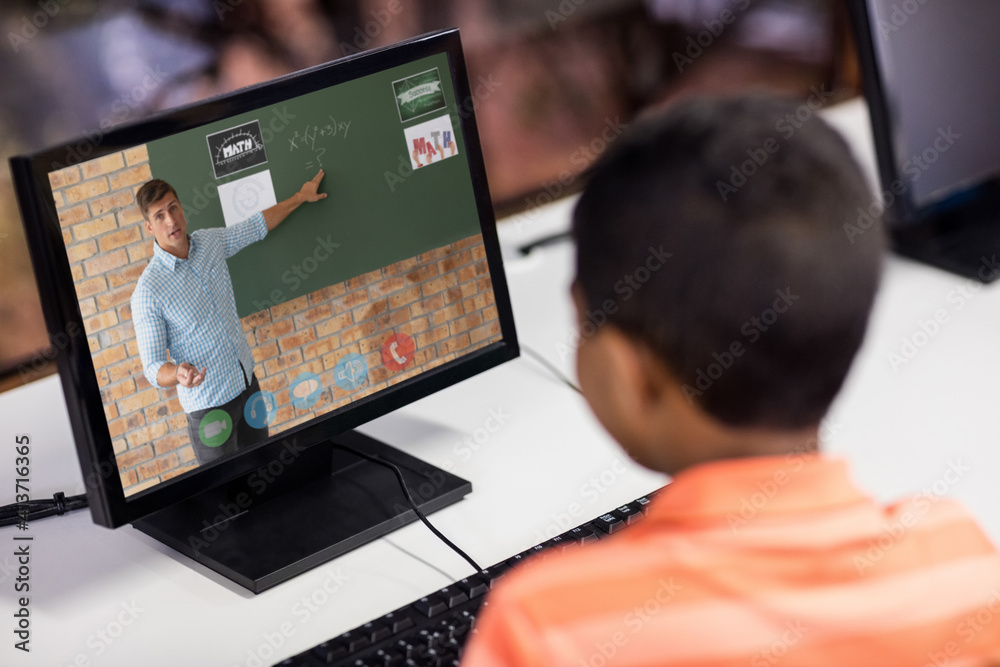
top-left (199, 409), bottom-right (233, 448)
top-left (392, 68), bottom-right (447, 123)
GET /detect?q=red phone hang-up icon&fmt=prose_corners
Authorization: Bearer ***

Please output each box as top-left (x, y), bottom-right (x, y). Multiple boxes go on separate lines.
top-left (381, 332), bottom-right (416, 372)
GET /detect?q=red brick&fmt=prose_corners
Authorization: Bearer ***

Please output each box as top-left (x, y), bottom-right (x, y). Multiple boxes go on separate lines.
top-left (137, 453), bottom-right (180, 481)
top-left (81, 153), bottom-right (125, 179)
top-left (421, 273), bottom-right (459, 297)
top-left (161, 463), bottom-right (197, 482)
top-left (404, 264), bottom-right (439, 285)
top-left (369, 275), bottom-right (406, 298)
top-left (115, 444), bottom-right (153, 469)
top-left (278, 328), bottom-right (317, 352)
top-left (49, 165), bottom-right (82, 189)
top-left (124, 145), bottom-right (149, 166)
top-left (308, 283), bottom-right (346, 304)
top-left (339, 320), bottom-right (377, 345)
top-left (72, 214), bottom-right (117, 241)
top-left (84, 249), bottom-right (129, 276)
top-left (466, 321), bottom-right (499, 346)
top-left (476, 276), bottom-right (494, 293)
top-left (332, 290), bottom-right (369, 314)
top-left (260, 374), bottom-right (288, 393)
top-left (315, 313), bottom-right (353, 337)
top-left (252, 341), bottom-right (280, 364)
top-left (375, 308), bottom-right (411, 330)
top-left (58, 204), bottom-right (90, 228)
top-left (89, 190), bottom-right (135, 217)
top-left (449, 312), bottom-right (484, 336)
top-left (118, 387), bottom-right (160, 414)
top-left (483, 305), bottom-right (499, 322)
top-left (438, 250), bottom-right (472, 273)
top-left (127, 241), bottom-right (153, 263)
top-left (242, 310), bottom-right (272, 329)
top-left (126, 421), bottom-right (169, 448)
top-left (64, 177), bottom-right (109, 204)
top-left (471, 245), bottom-right (487, 261)
top-left (346, 268), bottom-right (383, 291)
top-left (255, 319), bottom-right (294, 343)
top-left (432, 303), bottom-right (464, 327)
top-left (144, 402), bottom-right (171, 424)
top-left (271, 295), bottom-right (310, 319)
top-left (398, 317), bottom-right (429, 338)
top-left (118, 205), bottom-right (144, 227)
top-left (453, 235), bottom-right (482, 250)
top-left (107, 263), bottom-right (146, 288)
top-left (418, 246), bottom-right (452, 262)
top-left (66, 240), bottom-right (97, 263)
top-left (98, 226), bottom-right (142, 253)
top-left (264, 350), bottom-right (303, 375)
top-left (96, 286), bottom-right (133, 312)
top-left (416, 325), bottom-right (450, 348)
top-left (86, 311), bottom-right (119, 334)
top-left (353, 298), bottom-right (388, 323)
top-left (383, 257), bottom-right (419, 276)
top-left (293, 303), bottom-right (332, 329)
top-left (109, 164), bottom-right (152, 191)
top-left (154, 435), bottom-right (188, 456)
top-left (303, 336), bottom-right (341, 361)
top-left (388, 286), bottom-right (421, 309)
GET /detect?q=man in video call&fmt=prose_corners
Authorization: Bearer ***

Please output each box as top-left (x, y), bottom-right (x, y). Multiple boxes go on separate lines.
top-left (130, 170), bottom-right (326, 465)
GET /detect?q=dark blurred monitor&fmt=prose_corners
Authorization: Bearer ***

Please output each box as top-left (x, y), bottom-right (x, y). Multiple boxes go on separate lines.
top-left (849, 0), bottom-right (1000, 280)
top-left (10, 29), bottom-right (518, 593)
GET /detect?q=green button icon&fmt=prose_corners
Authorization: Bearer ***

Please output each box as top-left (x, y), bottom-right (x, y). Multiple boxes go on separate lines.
top-left (199, 409), bottom-right (233, 448)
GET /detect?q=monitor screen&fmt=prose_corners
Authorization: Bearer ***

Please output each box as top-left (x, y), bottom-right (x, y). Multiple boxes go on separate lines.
top-left (861, 0), bottom-right (1000, 211)
top-left (11, 30), bottom-right (517, 530)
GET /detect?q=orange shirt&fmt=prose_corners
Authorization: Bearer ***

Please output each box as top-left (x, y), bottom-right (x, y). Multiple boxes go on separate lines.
top-left (462, 454), bottom-right (1000, 667)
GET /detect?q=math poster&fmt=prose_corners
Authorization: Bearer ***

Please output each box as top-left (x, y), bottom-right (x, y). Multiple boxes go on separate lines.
top-left (404, 114), bottom-right (458, 170)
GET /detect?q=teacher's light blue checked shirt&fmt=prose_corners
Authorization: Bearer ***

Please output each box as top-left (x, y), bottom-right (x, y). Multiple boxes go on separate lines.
top-left (130, 213), bottom-right (267, 413)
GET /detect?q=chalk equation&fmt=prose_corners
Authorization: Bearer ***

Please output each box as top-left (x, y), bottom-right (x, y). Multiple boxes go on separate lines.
top-left (290, 116), bottom-right (352, 170)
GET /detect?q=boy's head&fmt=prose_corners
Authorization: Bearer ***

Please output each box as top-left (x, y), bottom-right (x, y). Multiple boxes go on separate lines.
top-left (571, 95), bottom-right (884, 473)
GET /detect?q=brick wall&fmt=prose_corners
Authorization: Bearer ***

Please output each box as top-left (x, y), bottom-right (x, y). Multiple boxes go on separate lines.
top-left (49, 148), bottom-right (502, 496)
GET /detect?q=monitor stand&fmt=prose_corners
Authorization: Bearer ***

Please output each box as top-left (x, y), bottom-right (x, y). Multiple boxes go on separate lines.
top-left (132, 430), bottom-right (471, 594)
top-left (891, 198), bottom-right (1000, 283)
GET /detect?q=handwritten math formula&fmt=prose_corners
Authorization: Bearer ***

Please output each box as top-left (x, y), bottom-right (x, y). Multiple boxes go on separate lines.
top-left (290, 116), bottom-right (352, 170)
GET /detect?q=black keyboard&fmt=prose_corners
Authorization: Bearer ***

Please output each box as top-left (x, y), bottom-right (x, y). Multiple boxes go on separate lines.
top-left (273, 489), bottom-right (662, 667)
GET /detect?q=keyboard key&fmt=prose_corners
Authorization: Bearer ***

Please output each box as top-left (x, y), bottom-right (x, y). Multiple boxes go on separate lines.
top-left (413, 595), bottom-right (448, 617)
top-left (312, 640), bottom-right (348, 663)
top-left (384, 611), bottom-right (414, 634)
top-left (438, 586), bottom-right (469, 608)
top-left (592, 513), bottom-right (626, 534)
top-left (364, 620), bottom-right (393, 643)
top-left (565, 525), bottom-right (600, 545)
top-left (457, 575), bottom-right (489, 599)
top-left (339, 630), bottom-right (371, 652)
top-left (613, 503), bottom-right (643, 525)
top-left (634, 496), bottom-right (653, 514)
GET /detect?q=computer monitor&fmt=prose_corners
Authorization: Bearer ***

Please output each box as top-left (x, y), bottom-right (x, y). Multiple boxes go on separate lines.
top-left (848, 0), bottom-right (1000, 280)
top-left (10, 29), bottom-right (518, 592)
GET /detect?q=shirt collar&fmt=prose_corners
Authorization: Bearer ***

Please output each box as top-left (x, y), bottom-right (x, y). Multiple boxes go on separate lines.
top-left (152, 234), bottom-right (192, 271)
top-left (646, 454), bottom-right (871, 523)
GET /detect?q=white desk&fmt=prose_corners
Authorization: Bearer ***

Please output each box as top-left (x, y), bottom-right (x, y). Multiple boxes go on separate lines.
top-left (1, 99), bottom-right (998, 666)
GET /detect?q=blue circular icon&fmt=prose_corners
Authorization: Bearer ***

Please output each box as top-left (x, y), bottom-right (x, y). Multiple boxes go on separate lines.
top-left (333, 353), bottom-right (368, 392)
top-left (289, 372), bottom-right (323, 410)
top-left (243, 390), bottom-right (277, 429)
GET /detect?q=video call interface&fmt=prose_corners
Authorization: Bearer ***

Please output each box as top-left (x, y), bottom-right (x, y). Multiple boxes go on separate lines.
top-left (48, 52), bottom-right (503, 497)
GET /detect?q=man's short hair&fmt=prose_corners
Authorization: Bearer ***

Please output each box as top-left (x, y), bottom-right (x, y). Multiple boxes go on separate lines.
top-left (572, 95), bottom-right (885, 429)
top-left (135, 179), bottom-right (178, 220)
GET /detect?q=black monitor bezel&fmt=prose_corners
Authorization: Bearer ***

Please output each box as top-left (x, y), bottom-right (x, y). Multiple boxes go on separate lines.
top-left (846, 0), bottom-right (1000, 228)
top-left (10, 29), bottom-right (519, 528)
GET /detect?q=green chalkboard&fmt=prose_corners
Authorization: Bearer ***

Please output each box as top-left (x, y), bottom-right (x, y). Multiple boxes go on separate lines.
top-left (146, 53), bottom-right (481, 317)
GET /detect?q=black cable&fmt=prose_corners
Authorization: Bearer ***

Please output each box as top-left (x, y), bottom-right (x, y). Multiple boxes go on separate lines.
top-left (0, 492), bottom-right (89, 527)
top-left (331, 443), bottom-right (485, 576)
top-left (521, 345), bottom-right (583, 394)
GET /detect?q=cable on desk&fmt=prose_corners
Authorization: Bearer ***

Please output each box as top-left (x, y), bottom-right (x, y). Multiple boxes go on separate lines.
top-left (521, 345), bottom-right (582, 394)
top-left (331, 443), bottom-right (485, 576)
top-left (0, 492), bottom-right (88, 527)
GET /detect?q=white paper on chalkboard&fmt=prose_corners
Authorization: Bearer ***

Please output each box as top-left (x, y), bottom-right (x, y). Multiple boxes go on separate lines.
top-left (218, 169), bottom-right (277, 227)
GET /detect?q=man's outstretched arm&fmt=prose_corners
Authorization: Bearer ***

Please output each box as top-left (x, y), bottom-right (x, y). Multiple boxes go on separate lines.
top-left (262, 169), bottom-right (327, 231)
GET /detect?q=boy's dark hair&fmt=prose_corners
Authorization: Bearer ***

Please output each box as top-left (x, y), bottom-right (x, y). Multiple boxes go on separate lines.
top-left (135, 179), bottom-right (179, 220)
top-left (572, 95), bottom-right (885, 429)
